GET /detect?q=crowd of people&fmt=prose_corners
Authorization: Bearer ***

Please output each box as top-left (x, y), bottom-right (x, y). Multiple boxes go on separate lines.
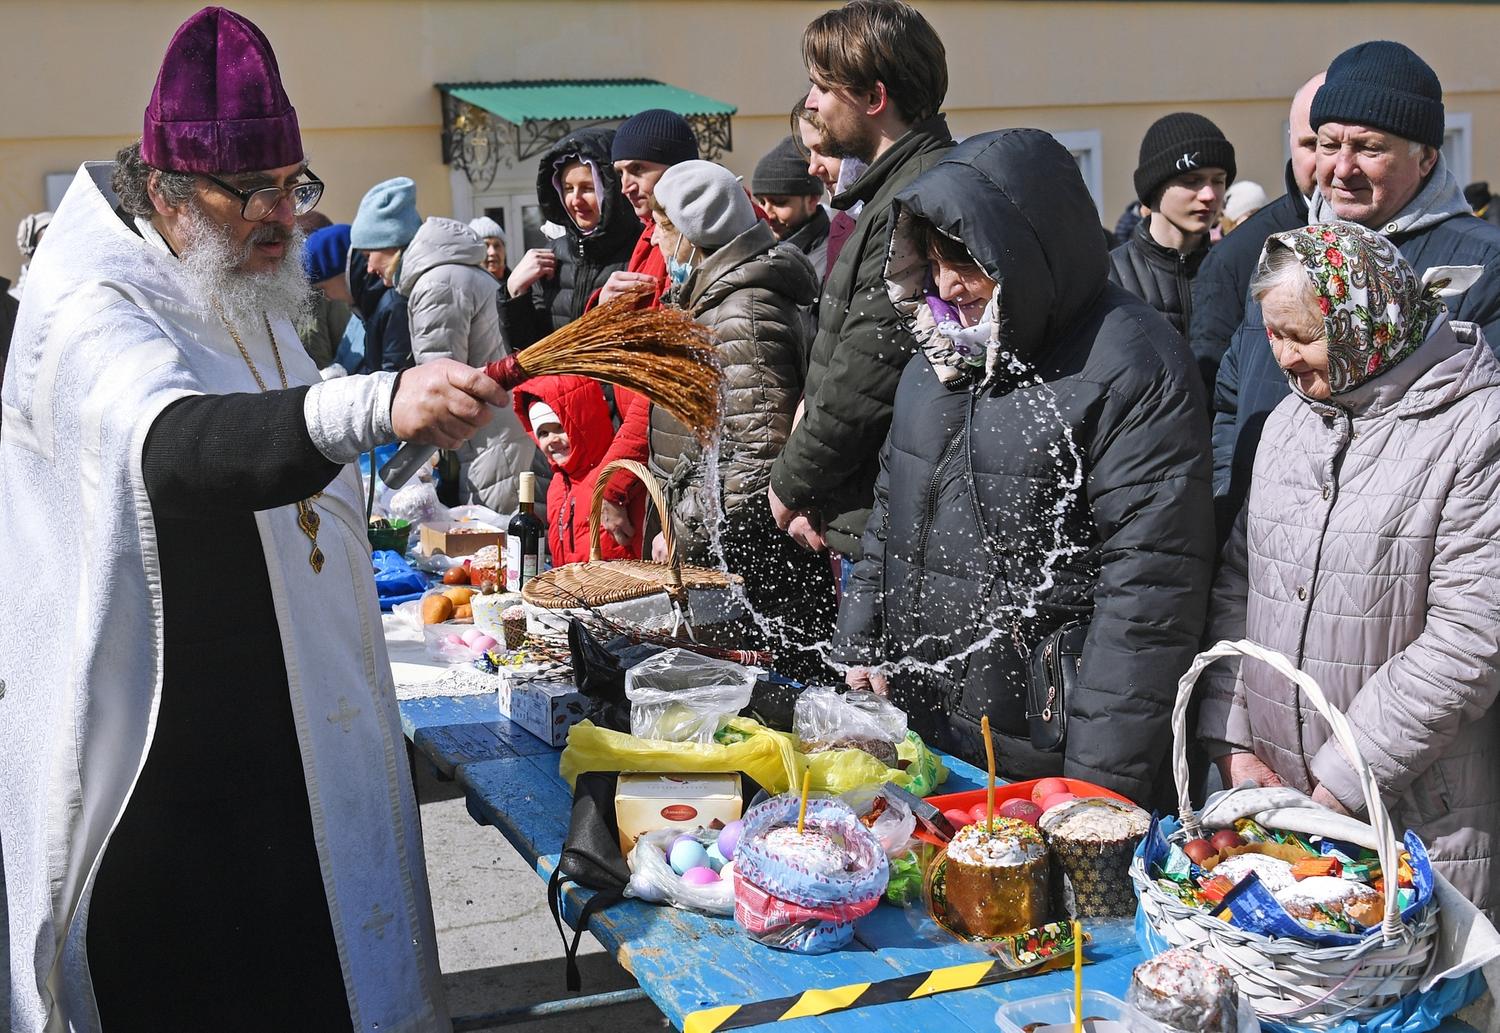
top-left (5, 1), bottom-right (1500, 1029)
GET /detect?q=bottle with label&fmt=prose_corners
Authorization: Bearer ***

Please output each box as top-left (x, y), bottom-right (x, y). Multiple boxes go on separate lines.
top-left (506, 471), bottom-right (547, 593)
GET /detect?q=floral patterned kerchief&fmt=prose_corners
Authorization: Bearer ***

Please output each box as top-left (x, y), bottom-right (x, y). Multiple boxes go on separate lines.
top-left (1263, 220), bottom-right (1443, 395)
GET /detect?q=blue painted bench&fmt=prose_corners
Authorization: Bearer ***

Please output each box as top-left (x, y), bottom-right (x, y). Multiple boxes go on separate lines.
top-left (398, 695), bottom-right (1477, 1033)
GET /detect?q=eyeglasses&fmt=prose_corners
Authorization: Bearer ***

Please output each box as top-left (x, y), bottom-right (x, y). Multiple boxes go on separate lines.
top-left (199, 169), bottom-right (324, 222)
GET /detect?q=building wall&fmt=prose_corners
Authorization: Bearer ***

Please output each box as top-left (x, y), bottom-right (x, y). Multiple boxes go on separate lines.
top-left (2, 1), bottom-right (1498, 282)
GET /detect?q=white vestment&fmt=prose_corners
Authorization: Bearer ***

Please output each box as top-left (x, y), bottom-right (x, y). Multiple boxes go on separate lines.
top-left (0, 163), bottom-right (448, 1032)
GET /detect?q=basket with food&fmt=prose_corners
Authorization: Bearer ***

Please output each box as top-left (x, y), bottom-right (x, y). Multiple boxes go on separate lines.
top-left (1130, 639), bottom-right (1440, 1028)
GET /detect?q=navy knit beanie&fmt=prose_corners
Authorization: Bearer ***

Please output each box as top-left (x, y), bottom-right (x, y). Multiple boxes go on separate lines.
top-left (611, 108), bottom-right (699, 166)
top-left (1133, 113), bottom-right (1236, 206)
top-left (1311, 41), bottom-right (1444, 150)
top-left (752, 136), bottom-right (823, 197)
top-left (303, 223), bottom-right (351, 284)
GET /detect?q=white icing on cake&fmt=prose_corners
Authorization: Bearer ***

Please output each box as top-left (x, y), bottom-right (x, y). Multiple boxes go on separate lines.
top-left (1209, 853), bottom-right (1296, 893)
top-left (762, 827), bottom-right (846, 874)
top-left (948, 820), bottom-right (1046, 867)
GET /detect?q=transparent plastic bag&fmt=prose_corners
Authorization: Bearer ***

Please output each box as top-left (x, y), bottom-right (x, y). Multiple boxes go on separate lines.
top-left (840, 786), bottom-right (918, 857)
top-left (794, 686), bottom-right (909, 767)
top-left (624, 649), bottom-right (757, 744)
top-left (625, 827), bottom-right (736, 916)
top-left (388, 480), bottom-right (449, 526)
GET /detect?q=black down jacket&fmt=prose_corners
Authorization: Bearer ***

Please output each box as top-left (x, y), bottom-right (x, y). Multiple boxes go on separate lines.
top-left (503, 126), bottom-right (640, 348)
top-left (833, 129), bottom-right (1216, 805)
top-left (1106, 216), bottom-right (1210, 336)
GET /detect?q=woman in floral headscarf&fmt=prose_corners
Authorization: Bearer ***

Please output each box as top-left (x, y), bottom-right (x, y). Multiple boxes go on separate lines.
top-left (1200, 219), bottom-right (1500, 910)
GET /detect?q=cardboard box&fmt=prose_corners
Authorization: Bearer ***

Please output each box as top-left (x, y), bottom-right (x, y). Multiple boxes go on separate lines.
top-left (494, 668), bottom-right (589, 748)
top-left (614, 772), bottom-right (743, 857)
top-left (419, 520), bottom-right (505, 558)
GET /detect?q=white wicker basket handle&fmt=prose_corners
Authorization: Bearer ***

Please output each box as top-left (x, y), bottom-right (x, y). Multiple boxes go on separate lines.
top-left (1172, 639), bottom-right (1405, 941)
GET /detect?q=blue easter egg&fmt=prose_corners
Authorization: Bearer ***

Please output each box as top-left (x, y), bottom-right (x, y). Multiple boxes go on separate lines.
top-left (668, 838), bottom-right (710, 876)
top-left (705, 842), bottom-right (727, 871)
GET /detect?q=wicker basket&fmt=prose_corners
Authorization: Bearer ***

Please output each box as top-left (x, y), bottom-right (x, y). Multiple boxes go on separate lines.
top-left (1131, 639), bottom-right (1439, 1028)
top-left (521, 460), bottom-right (741, 629)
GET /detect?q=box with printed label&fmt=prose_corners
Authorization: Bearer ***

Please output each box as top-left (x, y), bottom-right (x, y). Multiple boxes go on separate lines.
top-left (494, 669), bottom-right (588, 747)
top-left (614, 772), bottom-right (744, 858)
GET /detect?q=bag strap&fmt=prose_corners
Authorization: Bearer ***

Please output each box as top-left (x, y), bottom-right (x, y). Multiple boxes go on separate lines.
top-left (547, 866), bottom-right (625, 992)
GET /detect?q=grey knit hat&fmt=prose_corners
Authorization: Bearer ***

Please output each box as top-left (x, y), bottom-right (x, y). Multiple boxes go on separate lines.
top-left (752, 136), bottom-right (822, 197)
top-left (654, 160), bottom-right (756, 251)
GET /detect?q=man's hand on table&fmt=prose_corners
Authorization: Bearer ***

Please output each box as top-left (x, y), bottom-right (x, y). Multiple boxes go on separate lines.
top-left (391, 359), bottom-right (508, 450)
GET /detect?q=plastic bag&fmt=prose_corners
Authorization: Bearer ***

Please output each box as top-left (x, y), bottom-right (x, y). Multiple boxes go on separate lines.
top-left (625, 827), bottom-right (736, 916)
top-left (372, 549), bottom-right (428, 611)
top-left (388, 480), bottom-right (449, 526)
top-left (561, 718), bottom-right (948, 798)
top-left (625, 649), bottom-right (757, 744)
top-left (732, 795), bottom-right (888, 953)
top-left (840, 786), bottom-right (918, 857)
top-left (794, 686), bottom-right (908, 767)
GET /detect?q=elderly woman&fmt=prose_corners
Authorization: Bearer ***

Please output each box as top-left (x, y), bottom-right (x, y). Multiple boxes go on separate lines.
top-left (833, 130), bottom-right (1216, 807)
top-left (1200, 220), bottom-right (1500, 909)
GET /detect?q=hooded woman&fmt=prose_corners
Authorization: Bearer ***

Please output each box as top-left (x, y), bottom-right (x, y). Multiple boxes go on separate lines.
top-left (834, 129), bottom-right (1216, 806)
top-left (512, 374), bottom-right (646, 565)
top-left (503, 127), bottom-right (641, 348)
top-left (1200, 221), bottom-right (1500, 909)
top-left (646, 160), bottom-right (836, 678)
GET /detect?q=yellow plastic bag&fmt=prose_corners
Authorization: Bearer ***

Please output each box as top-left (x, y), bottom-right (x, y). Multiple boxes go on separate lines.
top-left (560, 718), bottom-right (948, 796)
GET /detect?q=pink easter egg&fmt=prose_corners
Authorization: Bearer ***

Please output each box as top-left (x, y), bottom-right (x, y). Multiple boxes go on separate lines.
top-left (680, 866), bottom-right (720, 886)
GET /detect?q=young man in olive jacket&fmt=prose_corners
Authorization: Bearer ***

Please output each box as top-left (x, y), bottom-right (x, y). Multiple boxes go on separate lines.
top-left (767, 0), bottom-right (953, 563)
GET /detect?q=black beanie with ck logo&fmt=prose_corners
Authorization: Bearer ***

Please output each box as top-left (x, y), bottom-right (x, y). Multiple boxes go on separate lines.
top-left (1133, 112), bottom-right (1237, 206)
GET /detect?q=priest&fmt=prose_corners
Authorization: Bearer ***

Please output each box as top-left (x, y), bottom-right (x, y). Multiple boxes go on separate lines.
top-left (0, 8), bottom-right (497, 1031)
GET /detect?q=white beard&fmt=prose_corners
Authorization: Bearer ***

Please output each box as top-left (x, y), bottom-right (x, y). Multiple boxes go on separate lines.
top-left (177, 202), bottom-right (314, 328)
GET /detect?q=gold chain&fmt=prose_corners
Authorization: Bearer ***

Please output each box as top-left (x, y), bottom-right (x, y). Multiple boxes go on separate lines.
top-left (214, 300), bottom-right (325, 574)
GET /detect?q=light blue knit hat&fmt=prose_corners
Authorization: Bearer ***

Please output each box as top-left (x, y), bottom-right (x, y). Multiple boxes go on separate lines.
top-left (350, 177), bottom-right (421, 249)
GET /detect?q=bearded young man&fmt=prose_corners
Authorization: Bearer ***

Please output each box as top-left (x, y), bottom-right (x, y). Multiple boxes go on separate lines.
top-left (0, 9), bottom-right (502, 1031)
top-left (1210, 40), bottom-right (1500, 536)
top-left (767, 0), bottom-right (952, 563)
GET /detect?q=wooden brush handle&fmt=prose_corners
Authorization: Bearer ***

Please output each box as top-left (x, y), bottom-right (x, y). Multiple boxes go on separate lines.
top-left (588, 459), bottom-right (683, 594)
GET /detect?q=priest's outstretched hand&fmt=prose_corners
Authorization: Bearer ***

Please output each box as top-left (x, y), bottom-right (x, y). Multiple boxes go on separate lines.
top-left (390, 358), bottom-right (510, 450)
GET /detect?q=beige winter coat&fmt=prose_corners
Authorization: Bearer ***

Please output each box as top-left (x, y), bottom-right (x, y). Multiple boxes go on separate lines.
top-left (1200, 318), bottom-right (1500, 909)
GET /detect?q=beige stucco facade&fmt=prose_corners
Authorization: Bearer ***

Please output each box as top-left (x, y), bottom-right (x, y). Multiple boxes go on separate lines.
top-left (2, 1), bottom-right (1499, 283)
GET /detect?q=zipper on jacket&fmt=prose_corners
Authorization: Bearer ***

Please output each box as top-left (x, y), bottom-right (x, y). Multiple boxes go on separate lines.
top-left (916, 422), bottom-right (968, 568)
top-left (1176, 251), bottom-right (1192, 330)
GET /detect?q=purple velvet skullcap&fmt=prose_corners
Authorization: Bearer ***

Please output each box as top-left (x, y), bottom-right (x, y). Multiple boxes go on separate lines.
top-left (141, 7), bottom-right (303, 174)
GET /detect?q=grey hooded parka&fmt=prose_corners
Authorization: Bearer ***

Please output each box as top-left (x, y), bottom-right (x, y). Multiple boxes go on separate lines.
top-left (399, 216), bottom-right (536, 513)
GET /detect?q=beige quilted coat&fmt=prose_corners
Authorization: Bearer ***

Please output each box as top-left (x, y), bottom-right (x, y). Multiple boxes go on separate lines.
top-left (1200, 318), bottom-right (1500, 908)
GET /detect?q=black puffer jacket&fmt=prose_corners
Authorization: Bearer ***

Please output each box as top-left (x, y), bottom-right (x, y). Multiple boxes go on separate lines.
top-left (503, 127), bottom-right (640, 348)
top-left (833, 130), bottom-right (1216, 805)
top-left (1106, 217), bottom-right (1210, 335)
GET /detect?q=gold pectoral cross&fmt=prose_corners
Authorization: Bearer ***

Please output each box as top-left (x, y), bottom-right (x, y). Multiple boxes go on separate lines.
top-left (297, 496), bottom-right (326, 573)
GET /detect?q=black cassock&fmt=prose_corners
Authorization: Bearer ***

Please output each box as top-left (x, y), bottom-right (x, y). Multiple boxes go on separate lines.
top-left (87, 387), bottom-right (354, 1032)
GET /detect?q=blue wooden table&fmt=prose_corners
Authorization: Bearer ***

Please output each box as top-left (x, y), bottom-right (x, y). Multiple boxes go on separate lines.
top-left (401, 694), bottom-right (1483, 1033)
top-left (400, 694), bottom-right (1148, 1032)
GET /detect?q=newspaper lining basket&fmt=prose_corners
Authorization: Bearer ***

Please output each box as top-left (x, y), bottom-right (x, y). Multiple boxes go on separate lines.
top-left (1130, 639), bottom-right (1439, 1028)
top-left (521, 459), bottom-right (740, 613)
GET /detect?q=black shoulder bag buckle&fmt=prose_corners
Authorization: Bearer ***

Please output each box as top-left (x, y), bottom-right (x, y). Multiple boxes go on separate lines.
top-left (1025, 620), bottom-right (1088, 752)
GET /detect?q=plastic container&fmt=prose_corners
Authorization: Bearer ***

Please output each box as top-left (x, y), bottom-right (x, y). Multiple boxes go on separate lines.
top-left (995, 990), bottom-right (1164, 1033)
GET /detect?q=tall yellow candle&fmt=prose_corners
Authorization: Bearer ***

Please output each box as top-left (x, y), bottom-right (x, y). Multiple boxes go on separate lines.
top-left (1072, 919), bottom-right (1084, 1033)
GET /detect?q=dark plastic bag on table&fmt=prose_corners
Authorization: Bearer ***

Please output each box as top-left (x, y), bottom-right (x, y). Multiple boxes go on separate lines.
top-left (566, 619), bottom-right (663, 733)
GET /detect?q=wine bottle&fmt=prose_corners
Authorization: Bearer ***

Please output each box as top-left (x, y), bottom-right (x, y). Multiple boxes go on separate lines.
top-left (434, 449), bottom-right (462, 507)
top-left (506, 471), bottom-right (546, 592)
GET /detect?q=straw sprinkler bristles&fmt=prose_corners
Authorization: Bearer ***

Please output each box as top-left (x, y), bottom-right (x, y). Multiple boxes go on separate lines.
top-left (510, 291), bottom-right (723, 443)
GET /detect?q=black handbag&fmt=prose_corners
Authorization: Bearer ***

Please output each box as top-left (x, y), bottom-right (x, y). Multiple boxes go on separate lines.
top-left (1026, 620), bottom-right (1088, 752)
top-left (546, 771), bottom-right (631, 990)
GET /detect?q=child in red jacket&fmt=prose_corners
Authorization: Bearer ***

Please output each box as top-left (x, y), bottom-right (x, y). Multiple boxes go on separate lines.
top-left (513, 375), bottom-right (646, 565)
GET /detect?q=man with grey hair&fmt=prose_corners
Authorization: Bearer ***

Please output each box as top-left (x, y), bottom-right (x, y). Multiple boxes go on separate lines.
top-left (1, 8), bottom-right (493, 1031)
top-left (1210, 40), bottom-right (1500, 538)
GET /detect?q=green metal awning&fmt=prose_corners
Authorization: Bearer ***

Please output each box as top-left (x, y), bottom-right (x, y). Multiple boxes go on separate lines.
top-left (444, 79), bottom-right (735, 125)
top-left (437, 79), bottom-right (737, 188)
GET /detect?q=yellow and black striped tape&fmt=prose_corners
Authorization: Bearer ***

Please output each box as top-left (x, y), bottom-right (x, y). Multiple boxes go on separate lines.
top-left (684, 957), bottom-right (1072, 1033)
